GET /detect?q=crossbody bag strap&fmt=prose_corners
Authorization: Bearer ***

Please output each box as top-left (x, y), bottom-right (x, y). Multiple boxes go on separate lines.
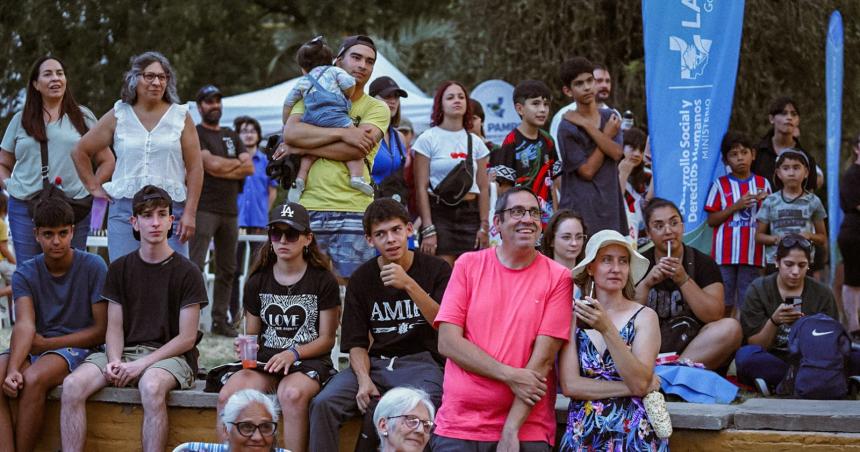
top-left (466, 131), bottom-right (474, 176)
top-left (39, 140), bottom-right (52, 190)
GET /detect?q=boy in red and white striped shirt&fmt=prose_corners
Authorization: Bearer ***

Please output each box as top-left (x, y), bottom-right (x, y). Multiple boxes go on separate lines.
top-left (705, 131), bottom-right (771, 317)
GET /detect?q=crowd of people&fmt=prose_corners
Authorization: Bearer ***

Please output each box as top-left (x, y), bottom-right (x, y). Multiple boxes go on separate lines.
top-left (0, 32), bottom-right (858, 452)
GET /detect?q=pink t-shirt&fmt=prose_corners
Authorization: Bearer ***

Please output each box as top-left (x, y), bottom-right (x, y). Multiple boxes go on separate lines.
top-left (433, 248), bottom-right (573, 443)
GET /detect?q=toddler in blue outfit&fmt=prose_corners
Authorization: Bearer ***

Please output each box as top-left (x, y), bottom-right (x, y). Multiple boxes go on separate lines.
top-left (283, 36), bottom-right (373, 200)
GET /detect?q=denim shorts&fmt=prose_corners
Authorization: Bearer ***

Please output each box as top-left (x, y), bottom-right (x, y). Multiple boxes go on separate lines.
top-left (1, 346), bottom-right (97, 373)
top-left (309, 210), bottom-right (376, 278)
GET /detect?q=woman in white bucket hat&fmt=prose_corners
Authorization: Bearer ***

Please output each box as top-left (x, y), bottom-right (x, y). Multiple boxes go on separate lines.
top-left (558, 229), bottom-right (667, 451)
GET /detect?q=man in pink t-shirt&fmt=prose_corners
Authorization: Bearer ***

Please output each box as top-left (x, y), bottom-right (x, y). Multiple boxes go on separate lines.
top-left (431, 187), bottom-right (573, 452)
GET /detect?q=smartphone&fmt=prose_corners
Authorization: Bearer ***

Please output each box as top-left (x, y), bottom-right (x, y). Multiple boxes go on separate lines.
top-left (785, 297), bottom-right (802, 314)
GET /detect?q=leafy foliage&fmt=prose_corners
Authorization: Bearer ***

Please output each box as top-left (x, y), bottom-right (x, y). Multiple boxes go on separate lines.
top-left (2, 0), bottom-right (858, 167)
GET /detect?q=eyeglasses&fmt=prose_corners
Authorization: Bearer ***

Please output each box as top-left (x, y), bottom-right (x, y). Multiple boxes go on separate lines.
top-left (228, 421), bottom-right (278, 437)
top-left (500, 207), bottom-right (541, 220)
top-left (388, 415), bottom-right (435, 432)
top-left (140, 72), bottom-right (168, 84)
top-left (778, 235), bottom-right (813, 253)
top-left (268, 227), bottom-right (302, 243)
top-left (648, 218), bottom-right (683, 233)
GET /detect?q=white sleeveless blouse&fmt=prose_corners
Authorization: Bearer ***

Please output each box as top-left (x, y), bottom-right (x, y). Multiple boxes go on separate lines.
top-left (103, 100), bottom-right (188, 201)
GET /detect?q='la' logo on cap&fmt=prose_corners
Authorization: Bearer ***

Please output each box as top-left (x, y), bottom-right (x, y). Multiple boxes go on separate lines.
top-left (281, 205), bottom-right (294, 218)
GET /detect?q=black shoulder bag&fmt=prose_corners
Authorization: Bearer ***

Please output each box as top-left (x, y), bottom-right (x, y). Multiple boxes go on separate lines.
top-left (26, 140), bottom-right (94, 224)
top-left (430, 132), bottom-right (474, 206)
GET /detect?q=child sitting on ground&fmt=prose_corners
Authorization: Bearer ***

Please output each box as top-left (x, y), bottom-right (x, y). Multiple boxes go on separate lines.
top-left (282, 36), bottom-right (373, 201)
top-left (705, 131), bottom-right (771, 318)
top-left (755, 149), bottom-right (827, 275)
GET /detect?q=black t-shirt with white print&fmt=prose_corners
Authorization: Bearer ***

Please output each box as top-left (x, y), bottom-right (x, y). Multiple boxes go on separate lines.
top-left (340, 252), bottom-right (451, 364)
top-left (244, 264), bottom-right (340, 363)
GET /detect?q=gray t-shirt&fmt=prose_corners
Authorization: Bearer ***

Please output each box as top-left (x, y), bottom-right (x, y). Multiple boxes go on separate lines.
top-left (0, 108), bottom-right (97, 200)
top-left (757, 191), bottom-right (827, 264)
top-left (11, 250), bottom-right (108, 338)
top-left (557, 108), bottom-right (628, 235)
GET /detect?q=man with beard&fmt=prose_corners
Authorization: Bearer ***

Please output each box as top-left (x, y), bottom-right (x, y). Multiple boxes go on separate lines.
top-left (279, 35), bottom-right (390, 284)
top-left (192, 85), bottom-right (254, 336)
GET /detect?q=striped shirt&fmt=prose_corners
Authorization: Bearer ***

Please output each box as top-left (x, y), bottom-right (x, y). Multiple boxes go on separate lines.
top-left (704, 173), bottom-right (771, 266)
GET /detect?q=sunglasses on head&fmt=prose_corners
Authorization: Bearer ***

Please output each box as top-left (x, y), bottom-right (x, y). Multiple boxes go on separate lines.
top-left (778, 235), bottom-right (812, 253)
top-left (268, 227), bottom-right (302, 243)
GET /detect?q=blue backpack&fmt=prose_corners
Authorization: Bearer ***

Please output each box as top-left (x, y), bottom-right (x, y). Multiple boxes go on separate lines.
top-left (777, 313), bottom-right (851, 399)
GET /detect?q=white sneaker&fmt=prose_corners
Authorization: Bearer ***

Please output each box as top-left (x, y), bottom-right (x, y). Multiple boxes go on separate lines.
top-left (349, 176), bottom-right (375, 196)
top-left (288, 178), bottom-right (305, 203)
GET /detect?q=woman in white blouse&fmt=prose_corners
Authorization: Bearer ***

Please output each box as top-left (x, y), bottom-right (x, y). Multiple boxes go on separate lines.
top-left (412, 81), bottom-right (490, 266)
top-left (72, 51), bottom-right (203, 261)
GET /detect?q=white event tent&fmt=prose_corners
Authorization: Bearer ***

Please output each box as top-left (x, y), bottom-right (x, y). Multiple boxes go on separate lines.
top-left (188, 52), bottom-right (433, 137)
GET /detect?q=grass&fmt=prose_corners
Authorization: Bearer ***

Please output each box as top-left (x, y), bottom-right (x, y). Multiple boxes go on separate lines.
top-left (0, 326), bottom-right (238, 373)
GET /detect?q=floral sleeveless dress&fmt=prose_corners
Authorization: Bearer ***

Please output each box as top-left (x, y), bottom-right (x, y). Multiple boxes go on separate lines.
top-left (559, 307), bottom-right (669, 451)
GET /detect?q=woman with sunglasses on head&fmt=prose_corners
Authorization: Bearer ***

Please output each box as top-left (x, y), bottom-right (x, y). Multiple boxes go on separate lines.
top-left (71, 51), bottom-right (203, 262)
top-left (413, 81), bottom-right (491, 266)
top-left (217, 202), bottom-right (339, 452)
top-left (373, 387), bottom-right (436, 452)
top-left (736, 234), bottom-right (860, 394)
top-left (558, 229), bottom-right (666, 451)
top-left (0, 56), bottom-right (115, 264)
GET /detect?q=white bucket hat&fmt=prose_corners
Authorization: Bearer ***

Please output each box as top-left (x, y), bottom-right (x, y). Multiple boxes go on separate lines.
top-left (572, 229), bottom-right (649, 286)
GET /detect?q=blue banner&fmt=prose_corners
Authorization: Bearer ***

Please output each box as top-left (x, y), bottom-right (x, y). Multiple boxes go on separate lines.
top-left (643, 0), bottom-right (745, 245)
top-left (826, 11), bottom-right (843, 282)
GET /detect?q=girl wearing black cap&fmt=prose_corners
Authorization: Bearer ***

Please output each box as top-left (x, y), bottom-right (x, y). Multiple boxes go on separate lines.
top-left (369, 76), bottom-right (411, 205)
top-left (217, 202), bottom-right (339, 451)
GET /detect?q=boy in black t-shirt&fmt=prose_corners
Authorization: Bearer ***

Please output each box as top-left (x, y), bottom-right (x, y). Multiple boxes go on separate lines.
top-left (309, 199), bottom-right (451, 452)
top-left (491, 80), bottom-right (560, 225)
top-left (60, 186), bottom-right (208, 452)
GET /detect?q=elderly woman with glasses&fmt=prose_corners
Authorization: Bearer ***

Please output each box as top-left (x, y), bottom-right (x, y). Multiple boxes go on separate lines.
top-left (175, 389), bottom-right (287, 452)
top-left (736, 234), bottom-right (860, 395)
top-left (217, 202), bottom-right (339, 452)
top-left (71, 51), bottom-right (203, 261)
top-left (373, 387), bottom-right (435, 452)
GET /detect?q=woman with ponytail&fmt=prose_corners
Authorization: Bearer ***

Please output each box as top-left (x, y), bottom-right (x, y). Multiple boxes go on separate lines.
top-left (217, 202), bottom-right (339, 452)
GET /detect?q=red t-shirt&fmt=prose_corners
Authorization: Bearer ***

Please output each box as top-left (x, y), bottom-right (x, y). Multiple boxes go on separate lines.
top-left (433, 248), bottom-right (573, 443)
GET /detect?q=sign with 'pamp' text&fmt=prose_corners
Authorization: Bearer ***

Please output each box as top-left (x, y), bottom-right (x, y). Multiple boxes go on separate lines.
top-left (644, 0), bottom-right (745, 236)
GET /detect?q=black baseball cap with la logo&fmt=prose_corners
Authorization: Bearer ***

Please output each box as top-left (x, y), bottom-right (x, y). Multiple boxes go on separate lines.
top-left (268, 202), bottom-right (310, 232)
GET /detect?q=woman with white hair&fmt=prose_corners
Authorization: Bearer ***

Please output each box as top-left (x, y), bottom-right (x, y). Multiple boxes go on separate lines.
top-left (174, 389), bottom-right (286, 452)
top-left (373, 387), bottom-right (435, 452)
top-left (558, 230), bottom-right (666, 451)
top-left (71, 50), bottom-right (203, 261)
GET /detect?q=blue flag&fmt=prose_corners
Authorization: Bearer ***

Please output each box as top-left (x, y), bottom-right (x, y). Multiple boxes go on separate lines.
top-left (643, 0), bottom-right (745, 248)
top-left (826, 11), bottom-right (843, 282)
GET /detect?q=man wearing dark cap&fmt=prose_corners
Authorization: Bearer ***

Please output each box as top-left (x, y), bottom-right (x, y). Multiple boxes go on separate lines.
top-left (281, 35), bottom-right (391, 283)
top-left (193, 85), bottom-right (254, 336)
top-left (61, 185), bottom-right (208, 452)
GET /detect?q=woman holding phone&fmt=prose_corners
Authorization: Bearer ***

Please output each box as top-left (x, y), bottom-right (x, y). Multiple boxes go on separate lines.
top-left (735, 234), bottom-right (856, 395)
top-left (558, 230), bottom-right (666, 451)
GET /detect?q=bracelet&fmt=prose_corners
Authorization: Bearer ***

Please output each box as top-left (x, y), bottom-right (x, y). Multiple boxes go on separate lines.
top-left (678, 275), bottom-right (691, 287)
top-left (422, 230), bottom-right (437, 239)
top-left (289, 347), bottom-right (300, 361)
top-left (420, 224), bottom-right (436, 235)
top-left (769, 316), bottom-right (779, 327)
